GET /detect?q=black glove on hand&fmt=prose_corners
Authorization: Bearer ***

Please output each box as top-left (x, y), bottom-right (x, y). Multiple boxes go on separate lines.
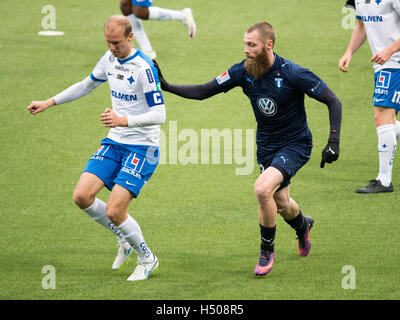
top-left (152, 60), bottom-right (168, 90)
top-left (320, 141), bottom-right (340, 168)
top-left (345, 0), bottom-right (355, 9)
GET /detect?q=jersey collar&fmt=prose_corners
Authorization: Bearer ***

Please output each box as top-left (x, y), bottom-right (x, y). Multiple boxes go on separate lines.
top-left (268, 53), bottom-right (280, 73)
top-left (117, 47), bottom-right (139, 65)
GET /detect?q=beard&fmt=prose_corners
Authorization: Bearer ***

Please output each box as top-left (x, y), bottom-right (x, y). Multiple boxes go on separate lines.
top-left (244, 48), bottom-right (270, 79)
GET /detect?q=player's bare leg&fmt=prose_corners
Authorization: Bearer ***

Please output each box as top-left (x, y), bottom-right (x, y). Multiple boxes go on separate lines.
top-left (73, 172), bottom-right (104, 210)
top-left (253, 167), bottom-right (282, 275)
top-left (133, 5), bottom-right (196, 38)
top-left (275, 187), bottom-right (314, 257)
top-left (73, 172), bottom-right (132, 268)
top-left (119, 0), bottom-right (156, 59)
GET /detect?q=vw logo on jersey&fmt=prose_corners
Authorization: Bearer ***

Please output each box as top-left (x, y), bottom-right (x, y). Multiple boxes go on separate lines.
top-left (257, 97), bottom-right (277, 117)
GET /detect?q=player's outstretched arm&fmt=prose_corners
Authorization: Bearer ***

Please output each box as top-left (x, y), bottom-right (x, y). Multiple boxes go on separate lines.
top-left (153, 60), bottom-right (223, 100)
top-left (313, 86), bottom-right (342, 168)
top-left (27, 76), bottom-right (102, 116)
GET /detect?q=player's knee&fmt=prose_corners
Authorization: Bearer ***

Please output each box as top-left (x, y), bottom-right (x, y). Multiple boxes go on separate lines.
top-left (73, 189), bottom-right (93, 210)
top-left (106, 203), bottom-right (124, 225)
top-left (254, 183), bottom-right (274, 203)
top-left (120, 0), bottom-right (132, 16)
top-left (132, 6), bottom-right (149, 19)
top-left (374, 112), bottom-right (383, 127)
top-left (276, 201), bottom-right (289, 214)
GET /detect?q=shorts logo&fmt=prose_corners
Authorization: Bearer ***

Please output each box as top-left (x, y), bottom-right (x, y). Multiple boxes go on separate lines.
top-left (130, 154), bottom-right (140, 171)
top-left (376, 71), bottom-right (391, 89)
top-left (257, 97), bottom-right (277, 117)
top-left (216, 70), bottom-right (231, 84)
top-left (392, 91), bottom-right (400, 104)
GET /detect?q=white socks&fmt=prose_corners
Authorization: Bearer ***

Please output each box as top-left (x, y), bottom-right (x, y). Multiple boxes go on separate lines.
top-left (148, 7), bottom-right (185, 22)
top-left (83, 198), bottom-right (124, 241)
top-left (83, 198), bottom-right (153, 262)
top-left (116, 215), bottom-right (153, 262)
top-left (376, 124), bottom-right (397, 186)
top-left (126, 14), bottom-right (153, 53)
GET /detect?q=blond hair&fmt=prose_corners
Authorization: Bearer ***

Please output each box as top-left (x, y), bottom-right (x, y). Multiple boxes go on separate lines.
top-left (246, 22), bottom-right (276, 45)
top-left (104, 15), bottom-right (132, 38)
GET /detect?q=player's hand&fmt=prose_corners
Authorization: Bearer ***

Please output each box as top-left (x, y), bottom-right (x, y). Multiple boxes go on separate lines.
top-left (101, 108), bottom-right (127, 127)
top-left (152, 60), bottom-right (168, 90)
top-left (27, 99), bottom-right (54, 115)
top-left (338, 52), bottom-right (352, 72)
top-left (371, 48), bottom-right (392, 65)
top-left (320, 141), bottom-right (340, 168)
top-left (345, 0), bottom-right (355, 9)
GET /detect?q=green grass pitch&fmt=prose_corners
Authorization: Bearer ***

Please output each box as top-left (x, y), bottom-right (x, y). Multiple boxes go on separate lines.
top-left (0, 0), bottom-right (399, 300)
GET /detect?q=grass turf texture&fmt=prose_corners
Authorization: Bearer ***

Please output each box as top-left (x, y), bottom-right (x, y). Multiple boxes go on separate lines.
top-left (1, 0), bottom-right (399, 300)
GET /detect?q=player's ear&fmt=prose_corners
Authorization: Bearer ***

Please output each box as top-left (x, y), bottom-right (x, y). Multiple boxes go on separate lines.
top-left (265, 39), bottom-right (274, 50)
top-left (128, 32), bottom-right (133, 42)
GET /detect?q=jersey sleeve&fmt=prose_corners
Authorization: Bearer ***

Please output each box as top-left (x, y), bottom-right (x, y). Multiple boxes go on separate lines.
top-left (138, 65), bottom-right (165, 108)
top-left (289, 64), bottom-right (327, 98)
top-left (89, 53), bottom-right (108, 83)
top-left (212, 64), bottom-right (242, 93)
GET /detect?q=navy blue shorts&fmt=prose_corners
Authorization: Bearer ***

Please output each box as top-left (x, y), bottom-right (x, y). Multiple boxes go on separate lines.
top-left (83, 138), bottom-right (159, 198)
top-left (257, 140), bottom-right (312, 190)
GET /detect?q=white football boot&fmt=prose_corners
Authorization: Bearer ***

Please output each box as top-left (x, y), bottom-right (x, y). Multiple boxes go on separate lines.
top-left (127, 254), bottom-right (159, 281)
top-left (112, 240), bottom-right (133, 270)
top-left (182, 8), bottom-right (196, 38)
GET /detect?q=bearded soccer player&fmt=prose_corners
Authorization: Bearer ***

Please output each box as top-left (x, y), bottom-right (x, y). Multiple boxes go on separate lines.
top-left (154, 22), bottom-right (342, 275)
top-left (339, 0), bottom-right (400, 193)
top-left (27, 16), bottom-right (165, 281)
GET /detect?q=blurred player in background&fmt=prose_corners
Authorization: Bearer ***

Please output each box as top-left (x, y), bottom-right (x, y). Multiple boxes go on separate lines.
top-left (27, 15), bottom-right (165, 281)
top-left (154, 21), bottom-right (342, 276)
top-left (120, 0), bottom-right (196, 60)
top-left (339, 0), bottom-right (400, 193)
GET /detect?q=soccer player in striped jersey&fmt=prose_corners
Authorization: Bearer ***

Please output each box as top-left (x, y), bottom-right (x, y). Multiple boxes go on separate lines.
top-left (27, 15), bottom-right (165, 281)
top-left (120, 0), bottom-right (196, 60)
top-left (339, 0), bottom-right (400, 193)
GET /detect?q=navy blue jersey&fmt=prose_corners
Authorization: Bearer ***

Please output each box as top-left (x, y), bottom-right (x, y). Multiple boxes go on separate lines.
top-left (213, 53), bottom-right (327, 158)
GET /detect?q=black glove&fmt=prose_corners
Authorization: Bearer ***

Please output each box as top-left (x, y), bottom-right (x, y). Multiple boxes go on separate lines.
top-left (152, 60), bottom-right (168, 91)
top-left (345, 0), bottom-right (355, 9)
top-left (320, 141), bottom-right (340, 168)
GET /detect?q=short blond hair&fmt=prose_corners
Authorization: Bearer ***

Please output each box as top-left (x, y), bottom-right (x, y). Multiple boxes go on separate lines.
top-left (246, 21), bottom-right (276, 45)
top-left (104, 15), bottom-right (132, 38)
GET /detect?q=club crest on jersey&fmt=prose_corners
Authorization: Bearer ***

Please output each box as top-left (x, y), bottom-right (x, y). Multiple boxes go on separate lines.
top-left (127, 75), bottom-right (135, 85)
top-left (216, 70), bottom-right (231, 84)
top-left (377, 71), bottom-right (391, 89)
top-left (257, 97), bottom-right (277, 117)
top-left (275, 77), bottom-right (283, 88)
